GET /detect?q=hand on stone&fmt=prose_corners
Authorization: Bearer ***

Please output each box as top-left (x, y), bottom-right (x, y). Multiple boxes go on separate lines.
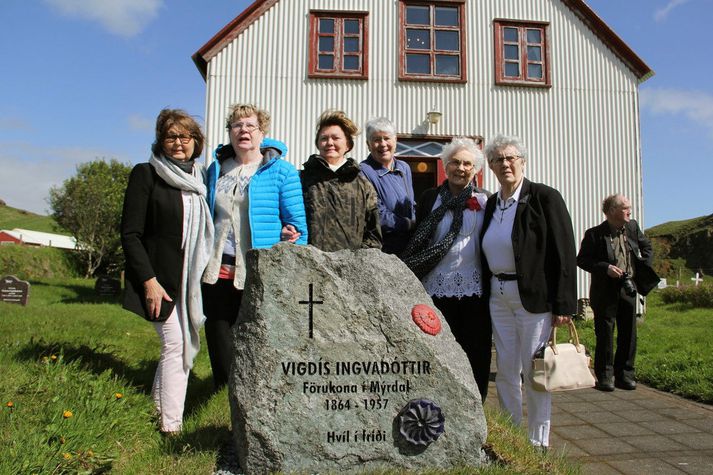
top-left (280, 224), bottom-right (301, 243)
top-left (143, 277), bottom-right (172, 320)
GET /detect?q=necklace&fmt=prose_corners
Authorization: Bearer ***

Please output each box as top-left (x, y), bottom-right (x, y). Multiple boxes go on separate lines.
top-left (458, 213), bottom-right (477, 236)
top-left (497, 198), bottom-right (516, 223)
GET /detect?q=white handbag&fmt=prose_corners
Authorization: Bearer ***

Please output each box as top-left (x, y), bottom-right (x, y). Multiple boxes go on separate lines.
top-left (531, 321), bottom-right (596, 392)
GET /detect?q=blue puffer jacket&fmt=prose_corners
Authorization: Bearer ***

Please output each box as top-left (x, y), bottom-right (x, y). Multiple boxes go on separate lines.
top-left (205, 138), bottom-right (308, 248)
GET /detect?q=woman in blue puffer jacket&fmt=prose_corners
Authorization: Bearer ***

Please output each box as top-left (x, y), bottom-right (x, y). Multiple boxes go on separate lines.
top-left (202, 103), bottom-right (307, 388)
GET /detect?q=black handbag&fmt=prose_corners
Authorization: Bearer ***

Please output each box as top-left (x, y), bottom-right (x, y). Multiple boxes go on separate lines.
top-left (633, 258), bottom-right (660, 296)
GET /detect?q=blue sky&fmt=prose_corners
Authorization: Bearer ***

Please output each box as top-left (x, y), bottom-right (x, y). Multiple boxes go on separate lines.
top-left (1, 0), bottom-right (711, 227)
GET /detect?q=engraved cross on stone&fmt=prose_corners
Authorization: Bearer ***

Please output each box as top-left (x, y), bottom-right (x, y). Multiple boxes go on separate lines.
top-left (298, 283), bottom-right (323, 338)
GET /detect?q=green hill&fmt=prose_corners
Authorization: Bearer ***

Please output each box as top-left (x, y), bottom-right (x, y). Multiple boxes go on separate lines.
top-left (0, 201), bottom-right (78, 278)
top-left (646, 214), bottom-right (713, 281)
top-left (0, 201), bottom-right (63, 234)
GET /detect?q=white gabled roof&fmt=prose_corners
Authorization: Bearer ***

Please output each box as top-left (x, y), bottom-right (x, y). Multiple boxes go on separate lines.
top-left (2, 228), bottom-right (77, 250)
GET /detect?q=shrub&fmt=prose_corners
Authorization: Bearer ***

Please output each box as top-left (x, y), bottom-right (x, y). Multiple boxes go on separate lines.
top-left (659, 284), bottom-right (713, 307)
top-left (48, 159), bottom-right (131, 277)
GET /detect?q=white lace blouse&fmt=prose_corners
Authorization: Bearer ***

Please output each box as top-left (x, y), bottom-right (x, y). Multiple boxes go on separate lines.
top-left (422, 192), bottom-right (487, 298)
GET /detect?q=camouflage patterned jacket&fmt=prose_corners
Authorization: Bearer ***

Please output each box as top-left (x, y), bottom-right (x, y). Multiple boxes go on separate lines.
top-left (300, 154), bottom-right (382, 252)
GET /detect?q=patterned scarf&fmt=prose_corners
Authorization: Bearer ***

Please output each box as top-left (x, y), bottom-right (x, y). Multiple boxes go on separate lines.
top-left (401, 182), bottom-right (473, 279)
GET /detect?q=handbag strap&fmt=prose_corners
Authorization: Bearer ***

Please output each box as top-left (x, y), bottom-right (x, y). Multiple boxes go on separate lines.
top-left (547, 321), bottom-right (583, 355)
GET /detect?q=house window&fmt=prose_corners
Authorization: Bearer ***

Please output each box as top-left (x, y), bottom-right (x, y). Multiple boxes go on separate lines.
top-left (309, 11), bottom-right (368, 79)
top-left (494, 20), bottom-right (550, 86)
top-left (399, 1), bottom-right (466, 82)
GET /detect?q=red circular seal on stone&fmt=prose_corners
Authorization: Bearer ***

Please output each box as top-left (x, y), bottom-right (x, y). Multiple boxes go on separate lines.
top-left (411, 304), bottom-right (442, 336)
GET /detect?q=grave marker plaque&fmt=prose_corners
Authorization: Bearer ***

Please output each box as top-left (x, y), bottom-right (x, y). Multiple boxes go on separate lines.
top-left (230, 244), bottom-right (486, 474)
top-left (0, 275), bottom-right (30, 306)
top-left (95, 275), bottom-right (121, 296)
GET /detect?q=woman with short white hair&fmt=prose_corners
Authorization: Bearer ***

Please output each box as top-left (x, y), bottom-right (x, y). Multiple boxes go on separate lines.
top-left (359, 117), bottom-right (415, 255)
top-left (481, 134), bottom-right (577, 449)
top-left (402, 136), bottom-right (492, 401)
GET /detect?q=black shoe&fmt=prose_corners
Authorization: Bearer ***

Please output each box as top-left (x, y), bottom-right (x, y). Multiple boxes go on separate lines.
top-left (595, 380), bottom-right (614, 392)
top-left (615, 379), bottom-right (636, 390)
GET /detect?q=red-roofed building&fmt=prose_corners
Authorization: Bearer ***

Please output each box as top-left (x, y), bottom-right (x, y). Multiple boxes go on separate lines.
top-left (193, 0), bottom-right (653, 298)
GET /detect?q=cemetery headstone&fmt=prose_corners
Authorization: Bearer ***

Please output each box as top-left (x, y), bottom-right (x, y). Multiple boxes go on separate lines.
top-left (0, 275), bottom-right (30, 306)
top-left (95, 275), bottom-right (121, 296)
top-left (230, 243), bottom-right (487, 474)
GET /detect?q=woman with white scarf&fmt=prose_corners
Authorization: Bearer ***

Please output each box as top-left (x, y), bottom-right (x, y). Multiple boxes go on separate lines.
top-left (121, 109), bottom-right (214, 435)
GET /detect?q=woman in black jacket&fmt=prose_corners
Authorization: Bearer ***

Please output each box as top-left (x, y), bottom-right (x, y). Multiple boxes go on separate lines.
top-left (121, 109), bottom-right (214, 435)
top-left (480, 134), bottom-right (576, 450)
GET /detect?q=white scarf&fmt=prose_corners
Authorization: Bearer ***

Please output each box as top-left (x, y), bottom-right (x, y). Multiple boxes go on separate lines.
top-left (149, 154), bottom-right (215, 370)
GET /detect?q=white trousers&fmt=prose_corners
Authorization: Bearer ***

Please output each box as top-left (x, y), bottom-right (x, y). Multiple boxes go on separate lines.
top-left (152, 306), bottom-right (190, 432)
top-left (490, 278), bottom-right (552, 447)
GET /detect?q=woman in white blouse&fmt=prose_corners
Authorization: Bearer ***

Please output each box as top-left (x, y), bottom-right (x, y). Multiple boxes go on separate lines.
top-left (480, 134), bottom-right (576, 450)
top-left (402, 137), bottom-right (491, 401)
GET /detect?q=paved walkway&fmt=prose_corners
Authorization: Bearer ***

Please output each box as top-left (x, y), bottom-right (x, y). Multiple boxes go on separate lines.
top-left (486, 376), bottom-right (713, 474)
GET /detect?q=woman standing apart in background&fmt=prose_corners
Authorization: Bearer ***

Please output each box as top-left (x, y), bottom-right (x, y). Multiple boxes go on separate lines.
top-left (480, 134), bottom-right (577, 449)
top-left (301, 110), bottom-right (382, 251)
top-left (359, 117), bottom-right (415, 255)
top-left (402, 137), bottom-right (491, 401)
top-left (202, 103), bottom-right (307, 389)
top-left (121, 109), bottom-right (214, 434)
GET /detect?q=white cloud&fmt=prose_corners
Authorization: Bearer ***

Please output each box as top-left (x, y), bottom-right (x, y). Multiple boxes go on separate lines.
top-left (0, 142), bottom-right (130, 214)
top-left (654, 0), bottom-right (690, 22)
top-left (127, 114), bottom-right (154, 131)
top-left (44, 0), bottom-right (163, 37)
top-left (641, 87), bottom-right (713, 137)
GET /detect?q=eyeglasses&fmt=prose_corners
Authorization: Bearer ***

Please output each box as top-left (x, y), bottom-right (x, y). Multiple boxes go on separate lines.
top-left (229, 122), bottom-right (260, 133)
top-left (446, 159), bottom-right (474, 170)
top-left (491, 155), bottom-right (521, 165)
top-left (164, 134), bottom-right (193, 144)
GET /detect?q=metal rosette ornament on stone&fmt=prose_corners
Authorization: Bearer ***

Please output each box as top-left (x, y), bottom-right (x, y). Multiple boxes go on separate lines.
top-left (411, 304), bottom-right (442, 335)
top-left (398, 399), bottom-right (445, 446)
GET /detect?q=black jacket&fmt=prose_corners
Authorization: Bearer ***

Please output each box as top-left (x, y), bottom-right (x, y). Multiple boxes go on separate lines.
top-left (120, 163), bottom-right (184, 320)
top-left (577, 219), bottom-right (655, 314)
top-left (480, 178), bottom-right (577, 315)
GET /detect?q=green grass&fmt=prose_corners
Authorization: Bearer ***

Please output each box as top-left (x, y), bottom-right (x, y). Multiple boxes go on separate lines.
top-left (0, 245), bottom-right (80, 280)
top-left (1, 278), bottom-right (228, 474)
top-left (0, 204), bottom-right (62, 234)
top-left (646, 215), bottom-right (710, 238)
top-left (576, 291), bottom-right (713, 403)
top-left (1, 278), bottom-right (576, 474)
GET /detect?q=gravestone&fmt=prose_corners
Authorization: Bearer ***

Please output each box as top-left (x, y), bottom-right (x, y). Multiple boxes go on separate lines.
top-left (0, 275), bottom-right (30, 306)
top-left (230, 243), bottom-right (487, 474)
top-left (94, 275), bottom-right (121, 296)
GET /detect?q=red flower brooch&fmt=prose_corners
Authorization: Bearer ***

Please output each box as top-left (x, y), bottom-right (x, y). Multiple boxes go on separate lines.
top-left (465, 196), bottom-right (481, 211)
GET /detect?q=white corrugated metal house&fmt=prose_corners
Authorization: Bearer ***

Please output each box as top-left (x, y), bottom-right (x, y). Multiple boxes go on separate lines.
top-left (192, 0), bottom-right (653, 299)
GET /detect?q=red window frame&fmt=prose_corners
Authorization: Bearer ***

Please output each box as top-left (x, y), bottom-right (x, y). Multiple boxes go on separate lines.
top-left (308, 11), bottom-right (368, 80)
top-left (399, 1), bottom-right (466, 83)
top-left (494, 20), bottom-right (551, 87)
